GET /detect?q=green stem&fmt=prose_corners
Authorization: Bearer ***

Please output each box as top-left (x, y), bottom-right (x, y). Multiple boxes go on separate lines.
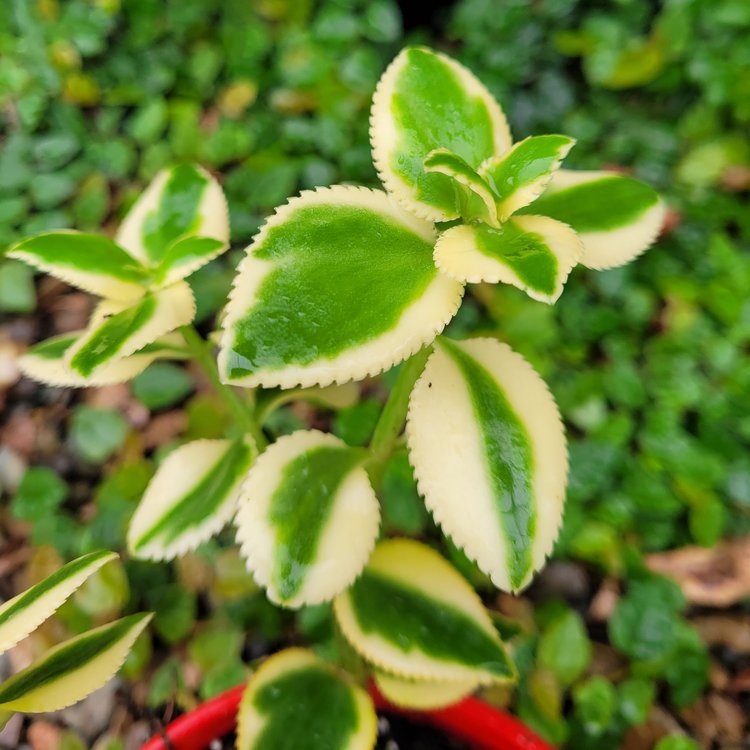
top-left (180, 325), bottom-right (268, 449)
top-left (366, 346), bottom-right (432, 490)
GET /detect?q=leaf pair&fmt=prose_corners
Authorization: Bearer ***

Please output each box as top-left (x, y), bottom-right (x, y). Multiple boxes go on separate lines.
top-left (131, 335), bottom-right (567, 606)
top-left (10, 164), bottom-right (229, 385)
top-left (0, 552), bottom-right (151, 714)
top-left (128, 430), bottom-right (380, 610)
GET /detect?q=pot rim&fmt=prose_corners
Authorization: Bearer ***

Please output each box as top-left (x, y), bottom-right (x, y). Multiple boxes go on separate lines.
top-left (140, 681), bottom-right (553, 750)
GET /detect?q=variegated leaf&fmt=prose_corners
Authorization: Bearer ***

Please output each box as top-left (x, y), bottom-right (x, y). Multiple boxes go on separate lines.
top-left (334, 539), bottom-right (514, 684)
top-left (0, 613), bottom-right (152, 713)
top-left (0, 551), bottom-right (116, 656)
top-left (519, 169), bottom-right (664, 269)
top-left (478, 135), bottom-right (575, 221)
top-left (371, 46), bottom-right (511, 222)
top-left (116, 164), bottom-right (229, 274)
top-left (406, 338), bottom-right (568, 592)
top-left (218, 186), bottom-right (463, 389)
top-left (237, 649), bottom-right (376, 750)
top-left (67, 281), bottom-right (195, 377)
top-left (433, 215), bottom-right (582, 303)
top-left (128, 438), bottom-right (255, 560)
top-left (374, 671), bottom-right (477, 710)
top-left (19, 332), bottom-right (186, 387)
top-left (423, 149), bottom-right (499, 227)
top-left (8, 231), bottom-right (148, 302)
top-left (236, 431), bottom-right (380, 608)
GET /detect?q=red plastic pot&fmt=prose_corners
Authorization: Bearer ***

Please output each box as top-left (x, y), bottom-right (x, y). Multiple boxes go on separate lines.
top-left (141, 682), bottom-right (553, 750)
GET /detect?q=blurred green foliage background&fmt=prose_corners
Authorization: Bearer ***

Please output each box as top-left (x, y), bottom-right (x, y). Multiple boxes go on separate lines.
top-left (1, 0), bottom-right (749, 747)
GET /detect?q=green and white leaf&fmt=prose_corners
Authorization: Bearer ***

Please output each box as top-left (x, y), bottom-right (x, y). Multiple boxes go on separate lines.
top-left (334, 539), bottom-right (514, 684)
top-left (116, 164), bottom-right (229, 271)
top-left (66, 281), bottom-right (195, 377)
top-left (371, 46), bottom-right (511, 222)
top-left (219, 186), bottom-right (464, 389)
top-left (8, 231), bottom-right (148, 302)
top-left (374, 671), bottom-right (477, 710)
top-left (407, 338), bottom-right (568, 592)
top-left (128, 438), bottom-right (255, 561)
top-left (236, 430), bottom-right (380, 608)
top-left (423, 149), bottom-right (499, 227)
top-left (19, 331), bottom-right (186, 387)
top-left (0, 551), bottom-right (116, 656)
top-left (0, 613), bottom-right (151, 713)
top-left (434, 215), bottom-right (582, 303)
top-left (478, 135), bottom-right (575, 221)
top-left (519, 169), bottom-right (664, 269)
top-left (237, 649), bottom-right (377, 750)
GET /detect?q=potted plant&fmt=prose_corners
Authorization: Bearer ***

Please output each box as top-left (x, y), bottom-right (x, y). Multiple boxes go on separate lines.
top-left (4, 45), bottom-right (662, 749)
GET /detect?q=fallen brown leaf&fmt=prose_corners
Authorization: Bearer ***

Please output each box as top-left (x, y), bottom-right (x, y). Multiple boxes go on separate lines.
top-left (1, 410), bottom-right (38, 457)
top-left (587, 642), bottom-right (628, 681)
top-left (721, 165), bottom-right (750, 191)
top-left (47, 291), bottom-right (93, 334)
top-left (729, 668), bottom-right (750, 694)
top-left (694, 615), bottom-right (750, 654)
top-left (27, 720), bottom-right (62, 750)
top-left (141, 411), bottom-right (187, 450)
top-left (679, 693), bottom-right (746, 746)
top-left (646, 536), bottom-right (750, 607)
top-left (588, 577), bottom-right (620, 621)
top-left (709, 659), bottom-right (731, 691)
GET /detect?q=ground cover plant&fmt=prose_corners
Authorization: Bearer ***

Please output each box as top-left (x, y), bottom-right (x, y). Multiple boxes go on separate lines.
top-left (1, 1), bottom-right (749, 749)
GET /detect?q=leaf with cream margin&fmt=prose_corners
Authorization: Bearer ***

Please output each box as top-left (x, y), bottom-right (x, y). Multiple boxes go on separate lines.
top-left (423, 149), bottom-right (499, 227)
top-left (478, 135), bottom-right (575, 221)
top-left (19, 332), bottom-right (187, 387)
top-left (66, 281), bottom-right (195, 377)
top-left (334, 539), bottom-right (514, 684)
top-left (0, 613), bottom-right (152, 713)
top-left (433, 216), bottom-right (582, 304)
top-left (218, 186), bottom-right (463, 389)
top-left (374, 671), bottom-right (477, 710)
top-left (128, 438), bottom-right (255, 561)
top-left (371, 46), bottom-right (511, 222)
top-left (0, 551), bottom-right (116, 656)
top-left (8, 231), bottom-right (149, 302)
top-left (406, 338), bottom-right (568, 592)
top-left (236, 430), bottom-right (380, 608)
top-left (115, 164), bottom-right (230, 272)
top-left (518, 169), bottom-right (664, 269)
top-left (237, 649), bottom-right (376, 750)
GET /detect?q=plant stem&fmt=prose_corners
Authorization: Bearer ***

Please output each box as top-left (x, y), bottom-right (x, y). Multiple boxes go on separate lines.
top-left (366, 346), bottom-right (432, 490)
top-left (180, 325), bottom-right (267, 449)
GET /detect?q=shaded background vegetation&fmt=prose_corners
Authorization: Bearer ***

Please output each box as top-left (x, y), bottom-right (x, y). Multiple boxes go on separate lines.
top-left (1, 0), bottom-right (749, 748)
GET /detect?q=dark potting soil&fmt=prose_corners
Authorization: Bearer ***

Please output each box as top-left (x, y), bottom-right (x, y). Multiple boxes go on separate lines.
top-left (375, 713), bottom-right (472, 749)
top-left (212, 712), bottom-right (471, 749)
